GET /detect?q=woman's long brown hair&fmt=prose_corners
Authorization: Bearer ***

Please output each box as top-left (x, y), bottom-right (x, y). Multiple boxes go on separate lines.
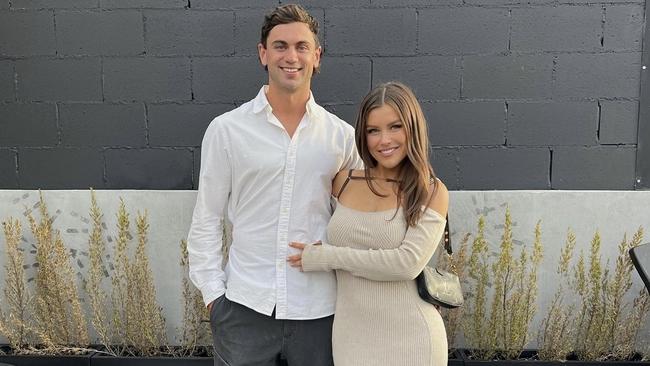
top-left (354, 82), bottom-right (437, 227)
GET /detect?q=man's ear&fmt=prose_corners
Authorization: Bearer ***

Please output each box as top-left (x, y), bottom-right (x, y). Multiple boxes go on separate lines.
top-left (314, 46), bottom-right (322, 72)
top-left (258, 43), bottom-right (267, 67)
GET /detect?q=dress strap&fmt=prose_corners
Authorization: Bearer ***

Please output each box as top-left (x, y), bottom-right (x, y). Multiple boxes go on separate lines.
top-left (336, 170), bottom-right (400, 198)
top-left (335, 169), bottom-right (355, 198)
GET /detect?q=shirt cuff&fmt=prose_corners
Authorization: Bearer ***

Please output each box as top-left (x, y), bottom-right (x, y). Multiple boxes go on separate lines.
top-left (201, 284), bottom-right (226, 307)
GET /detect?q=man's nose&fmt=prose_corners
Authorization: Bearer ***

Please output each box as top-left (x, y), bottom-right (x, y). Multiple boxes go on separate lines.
top-left (285, 47), bottom-right (298, 62)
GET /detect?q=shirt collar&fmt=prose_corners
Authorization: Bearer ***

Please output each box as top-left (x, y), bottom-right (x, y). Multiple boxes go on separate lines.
top-left (252, 86), bottom-right (270, 114)
top-left (252, 85), bottom-right (321, 120)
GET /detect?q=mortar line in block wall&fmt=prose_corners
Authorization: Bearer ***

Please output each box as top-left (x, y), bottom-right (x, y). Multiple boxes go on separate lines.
top-left (548, 148), bottom-right (553, 189)
top-left (597, 100), bottom-right (602, 142)
top-left (144, 103), bottom-right (150, 148)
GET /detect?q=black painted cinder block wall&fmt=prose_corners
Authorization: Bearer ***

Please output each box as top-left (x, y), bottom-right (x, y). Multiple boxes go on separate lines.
top-left (0, 0), bottom-right (644, 190)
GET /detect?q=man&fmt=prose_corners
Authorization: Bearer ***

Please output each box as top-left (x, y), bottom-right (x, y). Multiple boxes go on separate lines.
top-left (187, 4), bottom-right (361, 366)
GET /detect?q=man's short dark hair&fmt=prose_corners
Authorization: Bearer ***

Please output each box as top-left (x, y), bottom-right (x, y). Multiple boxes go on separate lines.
top-left (260, 4), bottom-right (320, 49)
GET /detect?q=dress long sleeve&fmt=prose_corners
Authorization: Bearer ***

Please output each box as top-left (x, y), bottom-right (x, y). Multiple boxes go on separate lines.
top-left (301, 208), bottom-right (446, 281)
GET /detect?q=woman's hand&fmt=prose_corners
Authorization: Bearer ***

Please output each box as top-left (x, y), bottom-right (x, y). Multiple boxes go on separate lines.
top-left (287, 241), bottom-right (321, 271)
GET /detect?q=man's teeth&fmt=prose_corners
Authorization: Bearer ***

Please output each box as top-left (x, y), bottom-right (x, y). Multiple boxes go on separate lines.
top-left (284, 68), bottom-right (299, 72)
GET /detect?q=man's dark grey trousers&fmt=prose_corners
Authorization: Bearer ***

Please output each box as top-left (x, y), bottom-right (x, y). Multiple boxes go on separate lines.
top-left (210, 295), bottom-right (334, 366)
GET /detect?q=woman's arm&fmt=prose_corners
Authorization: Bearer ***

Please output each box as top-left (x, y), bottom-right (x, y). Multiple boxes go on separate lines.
top-left (289, 181), bottom-right (449, 281)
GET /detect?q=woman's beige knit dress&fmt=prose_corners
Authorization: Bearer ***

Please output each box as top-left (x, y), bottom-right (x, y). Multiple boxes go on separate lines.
top-left (302, 201), bottom-right (448, 366)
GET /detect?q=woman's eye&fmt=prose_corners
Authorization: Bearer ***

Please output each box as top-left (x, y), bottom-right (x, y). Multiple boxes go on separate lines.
top-left (391, 124), bottom-right (403, 130)
top-left (367, 129), bottom-right (379, 135)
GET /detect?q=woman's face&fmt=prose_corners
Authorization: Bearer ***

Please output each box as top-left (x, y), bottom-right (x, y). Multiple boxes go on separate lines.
top-left (365, 104), bottom-right (408, 176)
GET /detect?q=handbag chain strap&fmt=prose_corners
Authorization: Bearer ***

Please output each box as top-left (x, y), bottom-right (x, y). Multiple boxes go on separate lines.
top-left (443, 216), bottom-right (458, 274)
top-left (443, 216), bottom-right (451, 255)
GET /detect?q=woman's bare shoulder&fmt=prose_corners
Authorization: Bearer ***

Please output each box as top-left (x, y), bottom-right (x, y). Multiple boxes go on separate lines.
top-left (427, 177), bottom-right (449, 217)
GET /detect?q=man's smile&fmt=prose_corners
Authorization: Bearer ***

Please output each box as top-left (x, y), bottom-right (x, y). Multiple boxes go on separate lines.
top-left (280, 66), bottom-right (302, 74)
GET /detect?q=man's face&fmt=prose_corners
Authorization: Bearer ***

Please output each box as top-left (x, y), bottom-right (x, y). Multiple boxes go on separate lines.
top-left (258, 22), bottom-right (321, 95)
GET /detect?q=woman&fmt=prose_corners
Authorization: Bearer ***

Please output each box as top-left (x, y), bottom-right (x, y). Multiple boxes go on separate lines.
top-left (287, 82), bottom-right (449, 366)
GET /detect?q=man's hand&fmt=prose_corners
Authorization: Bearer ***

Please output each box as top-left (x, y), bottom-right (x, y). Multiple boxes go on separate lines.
top-left (287, 242), bottom-right (306, 270)
top-left (207, 299), bottom-right (215, 312)
top-left (287, 241), bottom-right (321, 271)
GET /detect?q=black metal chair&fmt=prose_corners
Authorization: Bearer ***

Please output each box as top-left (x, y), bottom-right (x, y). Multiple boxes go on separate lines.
top-left (630, 243), bottom-right (650, 295)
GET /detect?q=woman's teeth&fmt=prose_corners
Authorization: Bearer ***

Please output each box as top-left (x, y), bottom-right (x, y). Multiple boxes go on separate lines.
top-left (379, 147), bottom-right (397, 156)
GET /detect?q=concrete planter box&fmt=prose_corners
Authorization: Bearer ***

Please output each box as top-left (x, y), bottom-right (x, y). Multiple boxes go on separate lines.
top-left (89, 354), bottom-right (211, 366)
top-left (459, 350), bottom-right (650, 365)
top-left (448, 349), bottom-right (464, 366)
top-left (1, 190), bottom-right (649, 353)
top-left (0, 346), bottom-right (93, 366)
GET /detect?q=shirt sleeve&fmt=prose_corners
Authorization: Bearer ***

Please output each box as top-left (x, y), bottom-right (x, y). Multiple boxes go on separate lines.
top-left (301, 209), bottom-right (446, 281)
top-left (187, 118), bottom-right (231, 306)
top-left (341, 123), bottom-right (364, 170)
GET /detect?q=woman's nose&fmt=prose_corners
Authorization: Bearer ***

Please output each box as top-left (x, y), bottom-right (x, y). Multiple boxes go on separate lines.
top-left (379, 131), bottom-right (392, 143)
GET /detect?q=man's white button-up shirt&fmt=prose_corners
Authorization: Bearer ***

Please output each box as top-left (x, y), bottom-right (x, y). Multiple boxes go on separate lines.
top-left (187, 86), bottom-right (362, 320)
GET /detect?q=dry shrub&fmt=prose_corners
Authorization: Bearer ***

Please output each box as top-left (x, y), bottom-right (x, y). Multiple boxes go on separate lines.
top-left (463, 208), bottom-right (544, 360)
top-left (85, 190), bottom-right (120, 355)
top-left (463, 215), bottom-right (492, 359)
top-left (437, 232), bottom-right (470, 349)
top-left (2, 192), bottom-right (187, 357)
top-left (221, 218), bottom-right (232, 267)
top-left (487, 209), bottom-right (543, 359)
top-left (619, 287), bottom-right (650, 359)
top-left (178, 239), bottom-right (211, 356)
top-left (133, 210), bottom-right (167, 353)
top-left (111, 198), bottom-right (130, 350)
top-left (0, 218), bottom-right (31, 349)
top-left (573, 227), bottom-right (648, 360)
top-left (572, 231), bottom-right (615, 359)
top-left (537, 229), bottom-right (577, 360)
top-left (29, 192), bottom-right (88, 347)
top-left (606, 228), bottom-right (645, 359)
top-left (505, 220), bottom-right (543, 359)
top-left (110, 199), bottom-right (167, 356)
top-left (538, 226), bottom-right (649, 361)
top-left (576, 231), bottom-right (607, 358)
